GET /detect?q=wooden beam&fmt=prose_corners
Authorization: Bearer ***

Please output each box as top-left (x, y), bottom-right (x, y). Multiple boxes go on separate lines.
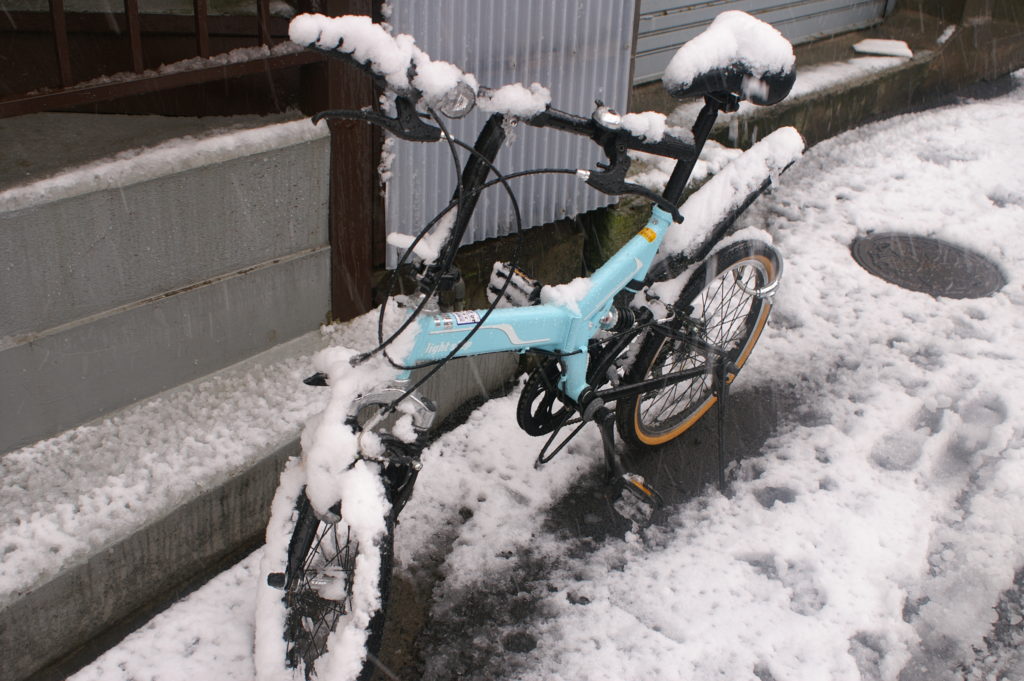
top-left (257, 0), bottom-right (272, 46)
top-left (47, 0), bottom-right (73, 86)
top-left (124, 0), bottom-right (144, 72)
top-left (4, 10), bottom-right (290, 37)
top-left (193, 0), bottom-right (211, 58)
top-left (328, 116), bottom-right (377, 321)
top-left (323, 0), bottom-right (384, 321)
top-left (0, 51), bottom-right (323, 118)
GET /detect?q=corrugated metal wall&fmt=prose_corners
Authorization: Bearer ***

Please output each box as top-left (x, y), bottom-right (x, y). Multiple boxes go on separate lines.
top-left (385, 0), bottom-right (635, 268)
top-left (635, 0), bottom-right (889, 84)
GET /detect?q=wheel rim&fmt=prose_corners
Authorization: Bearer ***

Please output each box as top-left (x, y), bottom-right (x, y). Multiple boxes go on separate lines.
top-left (634, 254), bottom-right (773, 444)
top-left (285, 520), bottom-right (358, 679)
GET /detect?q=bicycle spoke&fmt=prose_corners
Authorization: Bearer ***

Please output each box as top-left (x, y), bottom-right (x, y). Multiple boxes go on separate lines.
top-left (630, 252), bottom-right (773, 439)
top-left (285, 512), bottom-right (361, 677)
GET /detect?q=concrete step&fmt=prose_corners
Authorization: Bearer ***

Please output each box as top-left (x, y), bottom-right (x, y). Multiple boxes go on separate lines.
top-left (0, 113), bottom-right (331, 455)
top-left (0, 322), bottom-right (516, 681)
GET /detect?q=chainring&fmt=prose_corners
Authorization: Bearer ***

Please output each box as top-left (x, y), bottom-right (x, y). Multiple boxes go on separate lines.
top-left (516, 360), bottom-right (573, 436)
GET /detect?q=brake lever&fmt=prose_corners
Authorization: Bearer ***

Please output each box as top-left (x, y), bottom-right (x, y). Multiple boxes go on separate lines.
top-left (313, 96), bottom-right (441, 143)
top-left (583, 134), bottom-right (684, 223)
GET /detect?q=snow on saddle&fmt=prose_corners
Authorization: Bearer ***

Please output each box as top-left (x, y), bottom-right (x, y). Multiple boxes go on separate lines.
top-left (663, 11), bottom-right (797, 106)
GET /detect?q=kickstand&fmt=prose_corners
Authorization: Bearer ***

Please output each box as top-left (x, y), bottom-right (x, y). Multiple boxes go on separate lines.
top-left (593, 406), bottom-right (663, 526)
top-left (712, 358), bottom-right (737, 492)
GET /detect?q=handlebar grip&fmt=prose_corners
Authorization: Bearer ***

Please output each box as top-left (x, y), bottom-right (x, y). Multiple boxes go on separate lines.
top-left (528, 108), bottom-right (696, 161)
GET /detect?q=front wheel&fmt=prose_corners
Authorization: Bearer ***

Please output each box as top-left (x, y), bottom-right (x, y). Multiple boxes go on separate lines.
top-left (616, 240), bottom-right (781, 448)
top-left (256, 460), bottom-right (394, 681)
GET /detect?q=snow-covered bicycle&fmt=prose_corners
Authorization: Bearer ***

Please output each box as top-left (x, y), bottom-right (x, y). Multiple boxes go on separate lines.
top-left (256, 10), bottom-right (803, 681)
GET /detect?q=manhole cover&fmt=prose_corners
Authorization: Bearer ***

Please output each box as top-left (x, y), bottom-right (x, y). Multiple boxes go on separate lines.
top-left (851, 233), bottom-right (1006, 299)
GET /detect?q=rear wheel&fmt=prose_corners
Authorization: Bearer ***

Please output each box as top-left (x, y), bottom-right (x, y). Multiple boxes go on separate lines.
top-left (616, 240), bottom-right (781, 448)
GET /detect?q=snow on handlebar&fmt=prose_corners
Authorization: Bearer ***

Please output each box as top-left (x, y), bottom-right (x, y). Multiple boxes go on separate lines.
top-left (289, 14), bottom-right (476, 111)
top-left (289, 13), bottom-right (552, 120)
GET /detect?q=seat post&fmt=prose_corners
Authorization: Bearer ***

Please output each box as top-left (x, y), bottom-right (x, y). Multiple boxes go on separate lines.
top-left (661, 92), bottom-right (738, 208)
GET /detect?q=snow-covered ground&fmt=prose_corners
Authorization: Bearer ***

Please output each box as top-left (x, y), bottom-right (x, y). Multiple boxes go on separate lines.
top-left (71, 74), bottom-right (1024, 681)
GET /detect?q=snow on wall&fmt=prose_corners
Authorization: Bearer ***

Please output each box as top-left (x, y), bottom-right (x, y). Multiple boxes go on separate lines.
top-left (0, 118), bottom-right (328, 214)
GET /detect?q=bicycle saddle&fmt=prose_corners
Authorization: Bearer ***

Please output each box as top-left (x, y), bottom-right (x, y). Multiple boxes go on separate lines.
top-left (662, 11), bottom-right (796, 106)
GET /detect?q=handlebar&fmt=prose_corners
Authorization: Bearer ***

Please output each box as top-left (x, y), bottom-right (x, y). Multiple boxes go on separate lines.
top-left (525, 108), bottom-right (691, 221)
top-left (528, 108), bottom-right (693, 160)
top-left (290, 12), bottom-right (696, 219)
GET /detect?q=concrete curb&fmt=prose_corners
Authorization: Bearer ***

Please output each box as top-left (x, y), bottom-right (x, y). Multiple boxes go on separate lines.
top-left (2, 439), bottom-right (296, 681)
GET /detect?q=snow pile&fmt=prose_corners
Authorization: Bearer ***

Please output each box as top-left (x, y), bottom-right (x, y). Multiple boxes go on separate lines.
top-left (853, 39), bottom-right (914, 59)
top-left (69, 550), bottom-right (263, 681)
top-left (477, 82), bottom-right (552, 119)
top-left (660, 126), bottom-right (804, 257)
top-left (787, 56), bottom-right (906, 97)
top-left (296, 346), bottom-right (395, 514)
top-left (385, 206), bottom-right (456, 265)
top-left (663, 11), bottom-right (795, 95)
top-left (540, 277), bottom-right (593, 316)
top-left (289, 13), bottom-right (555, 120)
top-left (619, 111), bottom-right (668, 142)
top-left (0, 304), bottom-right (407, 609)
top-left (627, 138), bottom-right (740, 193)
top-left (289, 13), bottom-right (478, 109)
top-left (66, 42), bottom-right (303, 90)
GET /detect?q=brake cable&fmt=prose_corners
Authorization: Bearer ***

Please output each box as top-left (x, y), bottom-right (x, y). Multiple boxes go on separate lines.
top-left (351, 107), bottom-right (675, 420)
top-left (364, 108), bottom-right (534, 419)
top-left (361, 127), bottom-right (578, 369)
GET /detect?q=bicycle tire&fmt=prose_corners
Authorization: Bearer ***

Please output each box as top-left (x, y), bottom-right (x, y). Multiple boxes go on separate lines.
top-left (616, 240), bottom-right (781, 448)
top-left (256, 461), bottom-right (394, 681)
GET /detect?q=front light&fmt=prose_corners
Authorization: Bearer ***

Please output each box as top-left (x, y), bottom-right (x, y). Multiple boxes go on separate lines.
top-left (438, 81), bottom-right (476, 118)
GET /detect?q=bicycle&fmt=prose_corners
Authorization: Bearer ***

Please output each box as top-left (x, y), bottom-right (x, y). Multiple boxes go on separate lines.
top-left (255, 10), bottom-right (803, 681)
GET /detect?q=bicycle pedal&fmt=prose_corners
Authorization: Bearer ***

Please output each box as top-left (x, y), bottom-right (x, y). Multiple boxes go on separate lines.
top-left (613, 473), bottom-right (664, 527)
top-left (487, 261), bottom-right (542, 308)
top-left (267, 572), bottom-right (286, 589)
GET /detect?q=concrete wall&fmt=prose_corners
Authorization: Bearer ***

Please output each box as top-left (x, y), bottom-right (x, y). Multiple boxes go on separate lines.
top-left (0, 134), bottom-right (332, 455)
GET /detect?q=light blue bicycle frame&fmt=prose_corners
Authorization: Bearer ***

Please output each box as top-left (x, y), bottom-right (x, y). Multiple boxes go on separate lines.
top-left (397, 206), bottom-right (674, 402)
